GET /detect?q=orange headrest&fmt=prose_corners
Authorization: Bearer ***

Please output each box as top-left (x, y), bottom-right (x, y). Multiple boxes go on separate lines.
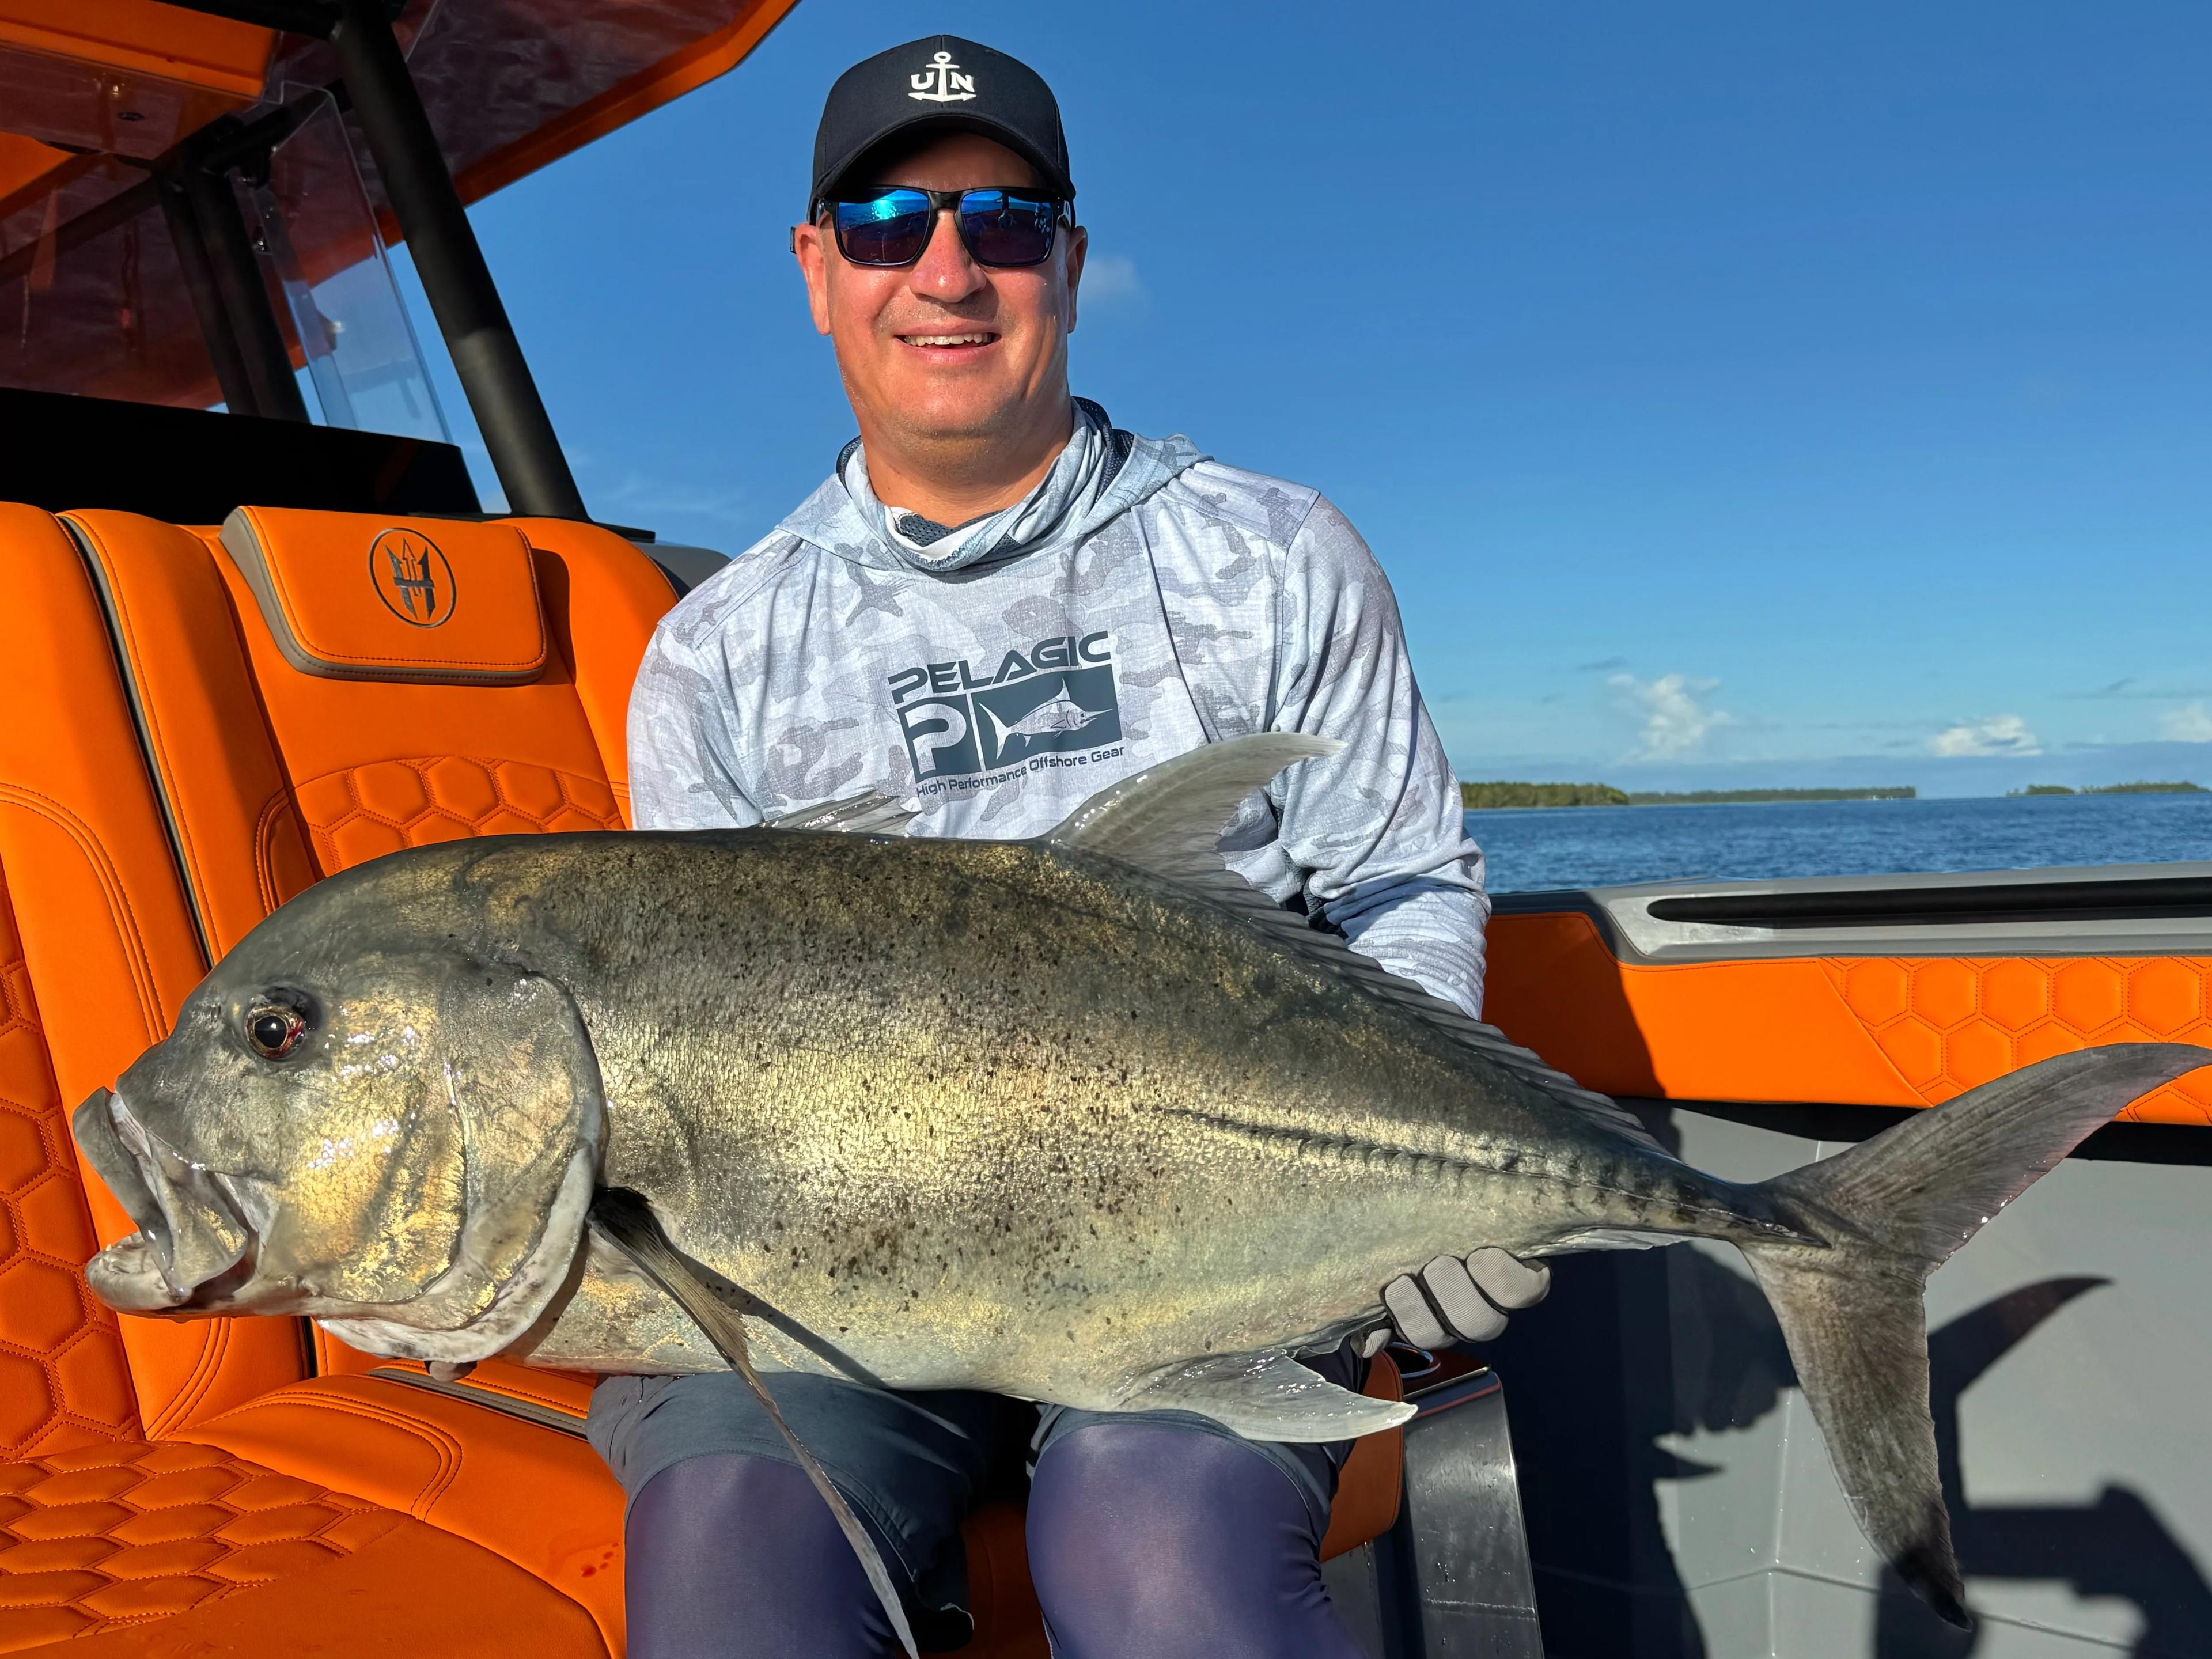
top-left (219, 507), bottom-right (550, 687)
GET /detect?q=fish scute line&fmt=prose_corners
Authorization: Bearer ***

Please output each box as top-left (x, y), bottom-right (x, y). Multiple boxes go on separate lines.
top-left (1154, 1105), bottom-right (1796, 1240)
top-left (1155, 1104), bottom-right (1517, 1186)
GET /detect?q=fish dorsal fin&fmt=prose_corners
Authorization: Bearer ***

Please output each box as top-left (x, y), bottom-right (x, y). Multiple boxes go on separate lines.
top-left (767, 794), bottom-right (917, 836)
top-left (1045, 733), bottom-right (1666, 1156)
top-left (1046, 732), bottom-right (1341, 884)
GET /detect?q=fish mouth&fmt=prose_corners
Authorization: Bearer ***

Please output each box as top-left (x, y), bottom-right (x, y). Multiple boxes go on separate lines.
top-left (71, 1089), bottom-right (253, 1314)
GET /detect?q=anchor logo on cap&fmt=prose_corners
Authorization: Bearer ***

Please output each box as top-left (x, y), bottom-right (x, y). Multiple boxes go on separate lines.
top-left (908, 50), bottom-right (976, 104)
top-left (369, 528), bottom-right (457, 627)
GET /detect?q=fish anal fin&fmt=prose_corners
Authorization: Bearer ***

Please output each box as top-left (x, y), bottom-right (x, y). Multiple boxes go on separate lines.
top-left (1122, 1349), bottom-right (1414, 1444)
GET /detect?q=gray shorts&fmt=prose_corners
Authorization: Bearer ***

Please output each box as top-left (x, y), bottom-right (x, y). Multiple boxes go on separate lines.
top-left (586, 1347), bottom-right (1361, 1601)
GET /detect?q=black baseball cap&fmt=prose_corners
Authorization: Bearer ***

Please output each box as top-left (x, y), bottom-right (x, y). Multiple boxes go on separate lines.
top-left (808, 36), bottom-right (1074, 218)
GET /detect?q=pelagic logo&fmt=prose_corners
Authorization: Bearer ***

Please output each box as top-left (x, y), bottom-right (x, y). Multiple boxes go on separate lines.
top-left (890, 632), bottom-right (1123, 792)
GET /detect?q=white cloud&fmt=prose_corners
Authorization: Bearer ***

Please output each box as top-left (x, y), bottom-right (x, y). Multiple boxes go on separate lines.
top-left (1609, 672), bottom-right (1734, 759)
top-left (2161, 702), bottom-right (2212, 743)
top-left (1927, 714), bottom-right (2042, 757)
top-left (1080, 253), bottom-right (1145, 307)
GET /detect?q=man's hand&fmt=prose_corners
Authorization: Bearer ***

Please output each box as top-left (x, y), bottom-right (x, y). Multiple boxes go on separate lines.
top-left (1364, 1248), bottom-right (1551, 1354)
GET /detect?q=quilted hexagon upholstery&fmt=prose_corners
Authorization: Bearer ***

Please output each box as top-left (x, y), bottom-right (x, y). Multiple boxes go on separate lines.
top-left (1486, 911), bottom-right (2212, 1125)
top-left (0, 881), bottom-right (138, 1463)
top-left (0, 504), bottom-right (652, 1655)
top-left (292, 757), bottom-right (624, 874)
top-left (1825, 955), bottom-right (2212, 1126)
top-left (0, 1438), bottom-right (401, 1650)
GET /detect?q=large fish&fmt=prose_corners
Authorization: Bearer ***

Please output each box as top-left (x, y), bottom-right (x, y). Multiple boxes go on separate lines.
top-left (70, 735), bottom-right (2203, 1630)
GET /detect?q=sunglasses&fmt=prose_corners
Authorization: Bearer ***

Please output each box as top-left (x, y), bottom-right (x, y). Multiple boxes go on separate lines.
top-left (824, 187), bottom-right (1069, 269)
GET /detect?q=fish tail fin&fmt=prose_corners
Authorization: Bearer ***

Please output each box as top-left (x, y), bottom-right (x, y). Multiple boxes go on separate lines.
top-left (1737, 1042), bottom-right (2207, 1631)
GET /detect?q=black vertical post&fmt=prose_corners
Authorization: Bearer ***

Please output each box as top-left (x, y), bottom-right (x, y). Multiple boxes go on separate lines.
top-left (329, 0), bottom-right (588, 519)
top-left (185, 165), bottom-right (313, 423)
top-left (156, 172), bottom-right (264, 417)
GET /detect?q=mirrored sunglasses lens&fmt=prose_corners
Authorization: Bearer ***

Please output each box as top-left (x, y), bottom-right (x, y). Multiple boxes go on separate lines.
top-left (836, 192), bottom-right (931, 264)
top-left (959, 192), bottom-right (1057, 266)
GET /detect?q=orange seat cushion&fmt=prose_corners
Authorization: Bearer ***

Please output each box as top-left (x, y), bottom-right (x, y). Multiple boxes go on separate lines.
top-left (1319, 1350), bottom-right (1403, 1561)
top-left (180, 1376), bottom-right (624, 1652)
top-left (56, 1520), bottom-right (609, 1656)
top-left (0, 1438), bottom-right (415, 1651)
top-left (0, 1438), bottom-right (608, 1654)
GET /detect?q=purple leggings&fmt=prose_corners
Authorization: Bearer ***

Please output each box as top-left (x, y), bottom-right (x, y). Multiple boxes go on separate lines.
top-left (624, 1419), bottom-right (1366, 1659)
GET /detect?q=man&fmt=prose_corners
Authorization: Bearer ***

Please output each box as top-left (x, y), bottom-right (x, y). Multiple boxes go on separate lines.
top-left (597, 36), bottom-right (1548, 1658)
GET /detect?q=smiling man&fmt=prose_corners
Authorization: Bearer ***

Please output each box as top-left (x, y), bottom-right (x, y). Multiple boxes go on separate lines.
top-left (600, 35), bottom-right (1536, 1659)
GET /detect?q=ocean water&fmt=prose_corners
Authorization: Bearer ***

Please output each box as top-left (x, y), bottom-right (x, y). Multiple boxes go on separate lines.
top-left (1465, 791), bottom-right (2212, 893)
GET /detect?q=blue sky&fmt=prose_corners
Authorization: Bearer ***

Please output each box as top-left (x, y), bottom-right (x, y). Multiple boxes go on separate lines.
top-left (395, 1), bottom-right (2212, 796)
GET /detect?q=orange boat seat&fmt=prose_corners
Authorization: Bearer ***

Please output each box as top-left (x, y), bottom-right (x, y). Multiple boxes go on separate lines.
top-left (5, 501), bottom-right (1408, 1654)
top-left (0, 502), bottom-right (622, 1654)
top-left (33, 505), bottom-right (683, 1651)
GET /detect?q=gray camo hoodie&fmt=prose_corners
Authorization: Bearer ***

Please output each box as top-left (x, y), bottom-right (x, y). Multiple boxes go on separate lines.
top-left (626, 399), bottom-right (1490, 1013)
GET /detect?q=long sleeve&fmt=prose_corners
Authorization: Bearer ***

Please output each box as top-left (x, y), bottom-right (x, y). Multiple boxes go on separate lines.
top-left (1218, 497), bottom-right (1490, 1016)
top-left (625, 611), bottom-right (764, 832)
top-left (621, 461), bottom-right (1489, 1014)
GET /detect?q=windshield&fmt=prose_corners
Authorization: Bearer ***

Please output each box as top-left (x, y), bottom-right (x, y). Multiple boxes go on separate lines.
top-left (1, 75), bottom-right (444, 438)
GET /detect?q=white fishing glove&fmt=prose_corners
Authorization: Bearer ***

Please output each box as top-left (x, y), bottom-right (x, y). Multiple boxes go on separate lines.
top-left (1363, 1248), bottom-right (1551, 1355)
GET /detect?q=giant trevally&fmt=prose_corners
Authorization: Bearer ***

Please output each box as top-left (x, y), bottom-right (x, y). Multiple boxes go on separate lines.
top-left (70, 734), bottom-right (2205, 1631)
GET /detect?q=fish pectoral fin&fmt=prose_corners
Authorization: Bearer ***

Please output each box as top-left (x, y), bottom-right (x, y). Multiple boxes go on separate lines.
top-left (1122, 1350), bottom-right (1414, 1444)
top-left (766, 793), bottom-right (918, 837)
top-left (589, 1188), bottom-right (921, 1659)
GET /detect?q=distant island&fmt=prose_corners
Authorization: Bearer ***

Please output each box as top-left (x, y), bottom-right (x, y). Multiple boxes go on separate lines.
top-left (1457, 782), bottom-right (1630, 808)
top-left (2007, 781), bottom-right (2206, 797)
top-left (1626, 786), bottom-right (1915, 805)
top-left (1460, 782), bottom-right (1914, 808)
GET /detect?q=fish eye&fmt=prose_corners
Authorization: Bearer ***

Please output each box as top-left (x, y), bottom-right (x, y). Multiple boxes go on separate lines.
top-left (245, 1003), bottom-right (309, 1060)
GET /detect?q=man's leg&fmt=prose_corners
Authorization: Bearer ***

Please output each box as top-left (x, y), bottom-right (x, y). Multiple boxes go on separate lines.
top-left (588, 1372), bottom-right (1002, 1659)
top-left (1025, 1346), bottom-right (1368, 1659)
top-left (627, 1453), bottom-right (902, 1659)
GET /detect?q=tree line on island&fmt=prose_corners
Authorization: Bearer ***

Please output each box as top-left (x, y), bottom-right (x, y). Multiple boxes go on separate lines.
top-left (1459, 780), bottom-right (2205, 808)
top-left (2006, 781), bottom-right (2207, 796)
top-left (1457, 782), bottom-right (1914, 808)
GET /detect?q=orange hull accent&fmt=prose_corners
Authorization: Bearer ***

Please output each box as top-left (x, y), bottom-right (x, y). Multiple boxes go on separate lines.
top-left (1485, 911), bottom-right (2212, 1127)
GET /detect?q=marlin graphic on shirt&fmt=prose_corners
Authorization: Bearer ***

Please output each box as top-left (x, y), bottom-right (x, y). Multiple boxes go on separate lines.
top-left (981, 688), bottom-right (1105, 751)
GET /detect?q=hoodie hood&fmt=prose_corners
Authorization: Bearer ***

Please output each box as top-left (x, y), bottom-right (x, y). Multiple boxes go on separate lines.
top-left (779, 398), bottom-right (1207, 575)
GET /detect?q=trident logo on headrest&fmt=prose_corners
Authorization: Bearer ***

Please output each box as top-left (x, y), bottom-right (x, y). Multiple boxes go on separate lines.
top-left (368, 529), bottom-right (457, 628)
